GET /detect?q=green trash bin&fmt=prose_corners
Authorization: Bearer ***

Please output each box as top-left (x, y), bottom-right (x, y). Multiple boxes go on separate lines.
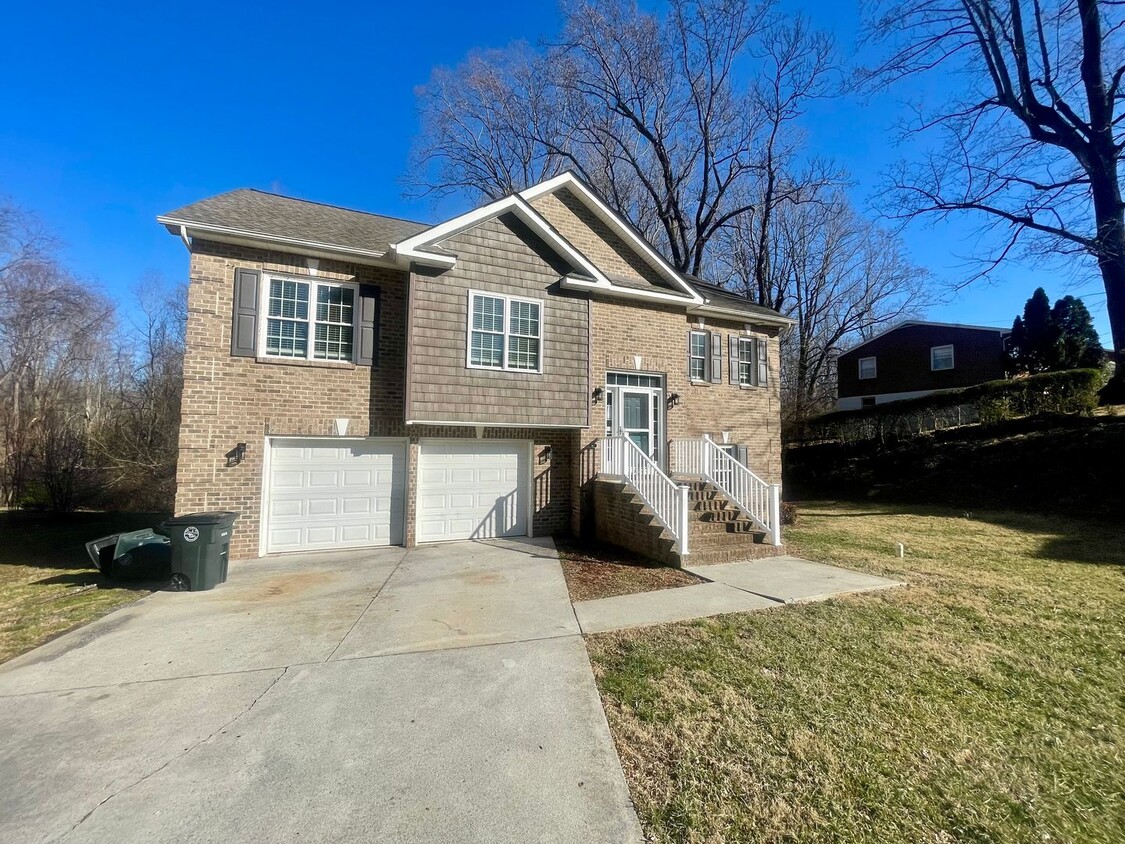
top-left (158, 512), bottom-right (238, 592)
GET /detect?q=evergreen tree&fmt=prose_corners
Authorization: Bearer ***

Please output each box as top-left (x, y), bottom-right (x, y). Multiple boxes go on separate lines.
top-left (1007, 288), bottom-right (1104, 373)
top-left (1051, 296), bottom-right (1105, 369)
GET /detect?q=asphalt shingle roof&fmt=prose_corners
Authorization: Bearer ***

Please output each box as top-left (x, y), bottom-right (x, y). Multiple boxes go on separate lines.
top-left (682, 275), bottom-right (789, 321)
top-left (159, 189), bottom-right (431, 255)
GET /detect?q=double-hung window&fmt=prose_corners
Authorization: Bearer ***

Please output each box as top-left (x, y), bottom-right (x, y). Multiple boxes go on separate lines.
top-left (689, 331), bottom-right (708, 381)
top-left (737, 337), bottom-right (755, 386)
top-left (468, 291), bottom-right (542, 372)
top-left (931, 345), bottom-right (954, 371)
top-left (858, 356), bottom-right (877, 379)
top-left (263, 276), bottom-right (357, 362)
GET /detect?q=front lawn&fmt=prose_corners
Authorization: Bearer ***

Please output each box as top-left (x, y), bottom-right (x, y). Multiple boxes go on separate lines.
top-left (0, 511), bottom-right (167, 664)
top-left (587, 502), bottom-right (1125, 843)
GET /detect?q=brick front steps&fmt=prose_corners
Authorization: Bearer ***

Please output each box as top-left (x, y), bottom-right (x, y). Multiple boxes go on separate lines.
top-left (592, 477), bottom-right (785, 567)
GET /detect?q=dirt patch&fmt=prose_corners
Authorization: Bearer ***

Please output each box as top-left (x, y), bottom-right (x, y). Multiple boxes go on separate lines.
top-left (556, 538), bottom-right (703, 603)
top-left (228, 570), bottom-right (337, 602)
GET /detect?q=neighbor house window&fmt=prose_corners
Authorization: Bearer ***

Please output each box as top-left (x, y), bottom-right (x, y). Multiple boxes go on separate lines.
top-left (689, 331), bottom-right (708, 380)
top-left (264, 276), bottom-right (356, 361)
top-left (467, 291), bottom-right (542, 372)
top-left (862, 397), bottom-right (877, 408)
top-left (931, 345), bottom-right (954, 371)
top-left (858, 356), bottom-right (877, 379)
top-left (737, 337), bottom-right (755, 385)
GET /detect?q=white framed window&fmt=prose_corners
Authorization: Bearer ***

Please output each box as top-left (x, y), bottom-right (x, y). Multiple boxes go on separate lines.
top-left (858, 356), bottom-right (877, 379)
top-left (261, 275), bottom-right (357, 362)
top-left (737, 337), bottom-right (755, 385)
top-left (689, 331), bottom-right (708, 380)
top-left (467, 290), bottom-right (543, 373)
top-left (931, 345), bottom-right (954, 371)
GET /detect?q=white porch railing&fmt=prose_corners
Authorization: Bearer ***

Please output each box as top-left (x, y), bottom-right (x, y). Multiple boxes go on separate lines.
top-left (601, 436), bottom-right (690, 556)
top-left (670, 435), bottom-right (782, 546)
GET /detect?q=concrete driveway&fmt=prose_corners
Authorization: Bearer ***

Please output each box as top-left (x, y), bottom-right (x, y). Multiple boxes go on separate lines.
top-left (0, 538), bottom-right (642, 844)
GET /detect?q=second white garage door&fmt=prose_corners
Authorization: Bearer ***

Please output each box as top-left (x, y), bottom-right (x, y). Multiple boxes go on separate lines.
top-left (417, 440), bottom-right (529, 542)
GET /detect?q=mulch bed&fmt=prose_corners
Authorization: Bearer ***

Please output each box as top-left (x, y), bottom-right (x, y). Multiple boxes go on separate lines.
top-left (555, 538), bottom-right (703, 603)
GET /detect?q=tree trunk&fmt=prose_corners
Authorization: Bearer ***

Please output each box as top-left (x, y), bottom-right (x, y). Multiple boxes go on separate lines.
top-left (1090, 159), bottom-right (1125, 402)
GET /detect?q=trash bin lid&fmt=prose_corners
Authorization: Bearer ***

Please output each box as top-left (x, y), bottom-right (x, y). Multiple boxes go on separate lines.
top-left (161, 511), bottom-right (239, 526)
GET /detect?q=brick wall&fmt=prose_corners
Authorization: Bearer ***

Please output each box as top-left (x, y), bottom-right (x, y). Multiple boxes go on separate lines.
top-left (178, 239), bottom-right (574, 559)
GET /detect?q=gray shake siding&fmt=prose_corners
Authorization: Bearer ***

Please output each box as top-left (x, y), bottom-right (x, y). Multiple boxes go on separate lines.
top-left (406, 213), bottom-right (591, 427)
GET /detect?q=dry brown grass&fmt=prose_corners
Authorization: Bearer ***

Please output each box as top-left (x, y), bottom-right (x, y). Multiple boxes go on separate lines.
top-left (588, 501), bottom-right (1125, 843)
top-left (0, 511), bottom-right (165, 663)
top-left (556, 538), bottom-right (702, 602)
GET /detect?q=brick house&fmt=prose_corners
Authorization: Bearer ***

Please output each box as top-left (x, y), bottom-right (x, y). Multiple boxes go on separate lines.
top-left (836, 322), bottom-right (1010, 410)
top-left (159, 172), bottom-right (793, 567)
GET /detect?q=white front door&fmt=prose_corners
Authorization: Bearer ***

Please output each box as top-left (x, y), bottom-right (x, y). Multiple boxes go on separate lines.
top-left (416, 440), bottom-right (529, 542)
top-left (265, 438), bottom-right (406, 552)
top-left (605, 372), bottom-right (664, 465)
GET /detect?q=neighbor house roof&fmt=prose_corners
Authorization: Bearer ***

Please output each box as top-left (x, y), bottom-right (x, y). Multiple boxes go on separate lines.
top-left (158, 189), bottom-right (430, 260)
top-left (840, 320), bottom-right (1011, 356)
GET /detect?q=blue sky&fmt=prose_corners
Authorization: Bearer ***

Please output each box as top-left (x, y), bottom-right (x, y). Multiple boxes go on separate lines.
top-left (0, 0), bottom-right (1111, 341)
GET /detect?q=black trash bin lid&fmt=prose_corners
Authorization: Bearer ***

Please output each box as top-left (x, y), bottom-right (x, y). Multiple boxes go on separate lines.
top-left (162, 511), bottom-right (239, 526)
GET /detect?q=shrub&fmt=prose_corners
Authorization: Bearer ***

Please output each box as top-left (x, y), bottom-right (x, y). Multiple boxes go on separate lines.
top-left (794, 368), bottom-right (1102, 444)
top-left (781, 501), bottom-right (798, 526)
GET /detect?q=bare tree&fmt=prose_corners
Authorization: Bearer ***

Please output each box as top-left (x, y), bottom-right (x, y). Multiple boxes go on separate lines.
top-left (409, 0), bottom-right (838, 276)
top-left (863, 0), bottom-right (1125, 388)
top-left (721, 192), bottom-right (929, 420)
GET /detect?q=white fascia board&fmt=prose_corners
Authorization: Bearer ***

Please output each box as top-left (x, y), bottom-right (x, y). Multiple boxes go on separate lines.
top-left (519, 172), bottom-right (704, 303)
top-left (561, 275), bottom-right (701, 305)
top-left (156, 217), bottom-right (396, 266)
top-left (390, 194), bottom-right (611, 284)
top-left (687, 302), bottom-right (796, 327)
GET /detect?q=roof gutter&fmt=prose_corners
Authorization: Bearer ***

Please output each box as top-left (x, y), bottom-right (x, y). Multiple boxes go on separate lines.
top-left (688, 301), bottom-right (796, 327)
top-left (156, 216), bottom-right (396, 265)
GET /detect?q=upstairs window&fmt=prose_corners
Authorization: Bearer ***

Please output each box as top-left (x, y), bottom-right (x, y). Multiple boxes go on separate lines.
top-left (931, 345), bottom-right (954, 371)
top-left (468, 291), bottom-right (542, 372)
top-left (263, 277), bottom-right (355, 361)
top-left (737, 337), bottom-right (755, 385)
top-left (858, 356), bottom-right (877, 379)
top-left (689, 331), bottom-right (708, 380)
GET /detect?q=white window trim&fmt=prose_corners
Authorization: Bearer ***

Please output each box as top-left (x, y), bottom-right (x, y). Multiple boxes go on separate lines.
top-left (465, 289), bottom-right (544, 374)
top-left (257, 273), bottom-right (360, 363)
top-left (858, 356), bottom-right (877, 379)
top-left (930, 344), bottom-right (955, 371)
top-left (737, 337), bottom-right (755, 386)
top-left (689, 330), bottom-right (709, 382)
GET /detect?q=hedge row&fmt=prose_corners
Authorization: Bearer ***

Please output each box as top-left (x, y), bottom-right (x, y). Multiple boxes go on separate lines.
top-left (790, 368), bottom-right (1103, 444)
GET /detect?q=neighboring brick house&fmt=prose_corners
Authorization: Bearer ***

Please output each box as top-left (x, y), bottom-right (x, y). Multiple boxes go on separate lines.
top-left (836, 322), bottom-right (1010, 410)
top-left (159, 172), bottom-right (793, 568)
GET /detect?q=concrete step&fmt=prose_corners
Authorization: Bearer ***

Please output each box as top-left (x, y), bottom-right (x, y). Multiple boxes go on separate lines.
top-left (688, 520), bottom-right (762, 536)
top-left (691, 508), bottom-right (746, 523)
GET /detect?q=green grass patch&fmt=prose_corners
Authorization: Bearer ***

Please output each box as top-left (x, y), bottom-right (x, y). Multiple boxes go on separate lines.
top-left (0, 510), bottom-right (167, 663)
top-left (587, 501), bottom-right (1125, 843)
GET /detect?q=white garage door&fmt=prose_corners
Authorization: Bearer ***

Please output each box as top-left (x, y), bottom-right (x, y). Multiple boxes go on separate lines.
top-left (266, 439), bottom-right (406, 553)
top-left (417, 440), bottom-right (529, 542)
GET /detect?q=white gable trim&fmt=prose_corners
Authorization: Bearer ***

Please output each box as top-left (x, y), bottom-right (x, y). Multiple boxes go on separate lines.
top-left (561, 275), bottom-right (705, 305)
top-left (519, 172), bottom-right (703, 304)
top-left (390, 194), bottom-right (611, 284)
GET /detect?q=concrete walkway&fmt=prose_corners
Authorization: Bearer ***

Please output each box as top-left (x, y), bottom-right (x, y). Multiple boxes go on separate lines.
top-left (0, 538), bottom-right (642, 844)
top-left (573, 555), bottom-right (902, 634)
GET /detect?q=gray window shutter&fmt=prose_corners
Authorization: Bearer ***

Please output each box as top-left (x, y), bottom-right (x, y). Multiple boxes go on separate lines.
top-left (710, 331), bottom-right (722, 384)
top-left (231, 268), bottom-right (259, 357)
top-left (356, 284), bottom-right (380, 366)
top-left (687, 331), bottom-right (694, 380)
top-left (756, 338), bottom-right (769, 387)
top-left (728, 335), bottom-right (738, 385)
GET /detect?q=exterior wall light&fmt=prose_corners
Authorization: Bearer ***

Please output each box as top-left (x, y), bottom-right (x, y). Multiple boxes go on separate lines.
top-left (592, 387), bottom-right (604, 404)
top-left (667, 393), bottom-right (681, 408)
top-left (226, 443), bottom-right (247, 467)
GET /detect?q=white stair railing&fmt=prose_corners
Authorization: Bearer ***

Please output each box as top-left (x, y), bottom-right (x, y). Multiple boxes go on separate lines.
top-left (601, 436), bottom-right (690, 556)
top-left (671, 435), bottom-right (782, 546)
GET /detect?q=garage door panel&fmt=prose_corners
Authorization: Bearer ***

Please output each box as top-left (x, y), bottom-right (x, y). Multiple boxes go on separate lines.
top-left (266, 439), bottom-right (405, 553)
top-left (416, 441), bottom-right (528, 542)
